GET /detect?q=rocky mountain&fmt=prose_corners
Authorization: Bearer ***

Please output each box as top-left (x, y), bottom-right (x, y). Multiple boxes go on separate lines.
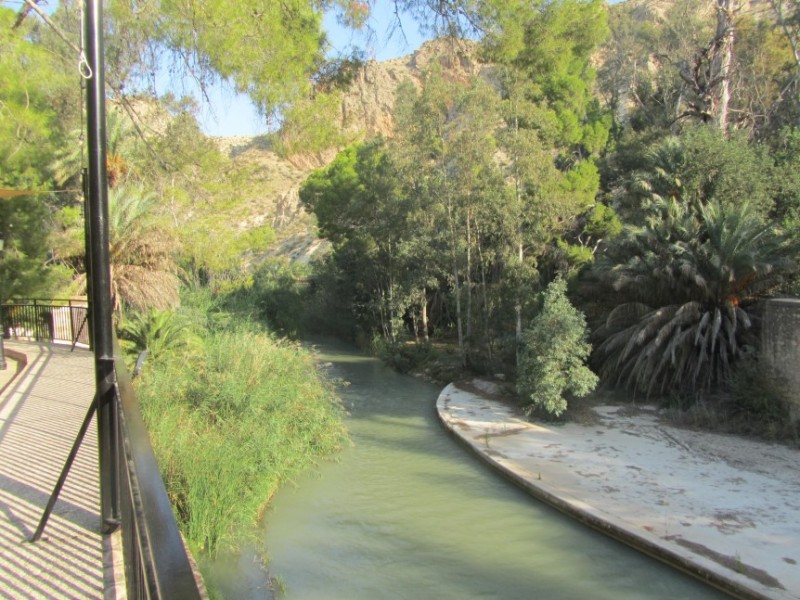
top-left (339, 38), bottom-right (488, 139)
top-left (213, 38), bottom-right (491, 263)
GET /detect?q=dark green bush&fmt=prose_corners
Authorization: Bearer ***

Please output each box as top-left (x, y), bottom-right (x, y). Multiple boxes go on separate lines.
top-left (373, 336), bottom-right (434, 374)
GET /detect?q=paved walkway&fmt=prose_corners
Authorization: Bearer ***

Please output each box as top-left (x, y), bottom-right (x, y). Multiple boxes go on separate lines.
top-left (438, 381), bottom-right (800, 600)
top-left (0, 341), bottom-right (109, 599)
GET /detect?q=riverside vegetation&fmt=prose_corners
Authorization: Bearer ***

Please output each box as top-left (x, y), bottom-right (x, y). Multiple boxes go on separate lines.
top-left (128, 289), bottom-right (348, 562)
top-left (4, 0), bottom-right (800, 588)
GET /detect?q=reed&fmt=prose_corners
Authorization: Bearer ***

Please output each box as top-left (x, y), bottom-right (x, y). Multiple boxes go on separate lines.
top-left (135, 325), bottom-right (347, 557)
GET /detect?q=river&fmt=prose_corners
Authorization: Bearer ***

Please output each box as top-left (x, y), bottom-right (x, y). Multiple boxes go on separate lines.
top-left (209, 340), bottom-right (728, 599)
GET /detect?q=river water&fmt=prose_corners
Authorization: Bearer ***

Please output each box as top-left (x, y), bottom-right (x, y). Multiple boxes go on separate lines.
top-left (210, 340), bottom-right (728, 599)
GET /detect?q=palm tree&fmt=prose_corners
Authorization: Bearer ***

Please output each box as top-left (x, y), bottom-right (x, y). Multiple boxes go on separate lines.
top-left (76, 185), bottom-right (181, 312)
top-left (51, 108), bottom-right (137, 188)
top-left (118, 308), bottom-right (198, 367)
top-left (108, 185), bottom-right (181, 311)
top-left (593, 199), bottom-right (796, 398)
top-left (616, 136), bottom-right (685, 221)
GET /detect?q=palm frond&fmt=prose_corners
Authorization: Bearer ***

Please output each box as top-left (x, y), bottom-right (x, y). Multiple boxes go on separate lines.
top-left (591, 199), bottom-right (794, 398)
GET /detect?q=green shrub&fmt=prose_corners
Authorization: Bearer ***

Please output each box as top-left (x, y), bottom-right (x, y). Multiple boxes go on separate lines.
top-left (117, 308), bottom-right (200, 369)
top-left (518, 278), bottom-right (597, 417)
top-left (372, 335), bottom-right (433, 374)
top-left (249, 258), bottom-right (310, 338)
top-left (135, 327), bottom-right (347, 557)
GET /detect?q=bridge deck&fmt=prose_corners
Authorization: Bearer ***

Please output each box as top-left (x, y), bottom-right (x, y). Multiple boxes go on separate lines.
top-left (0, 341), bottom-right (114, 599)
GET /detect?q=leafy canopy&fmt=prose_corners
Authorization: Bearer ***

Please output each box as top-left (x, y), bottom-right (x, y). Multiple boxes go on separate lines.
top-left (103, 0), bottom-right (368, 117)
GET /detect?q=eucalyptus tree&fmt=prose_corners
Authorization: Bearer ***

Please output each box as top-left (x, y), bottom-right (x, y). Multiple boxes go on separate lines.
top-left (300, 139), bottom-right (414, 340)
top-left (391, 69), bottom-right (511, 363)
top-left (494, 68), bottom-right (584, 353)
top-left (391, 72), bottom-right (467, 354)
top-left (482, 0), bottom-right (609, 358)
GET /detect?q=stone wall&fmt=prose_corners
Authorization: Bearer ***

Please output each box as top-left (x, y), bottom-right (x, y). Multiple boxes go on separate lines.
top-left (760, 298), bottom-right (800, 420)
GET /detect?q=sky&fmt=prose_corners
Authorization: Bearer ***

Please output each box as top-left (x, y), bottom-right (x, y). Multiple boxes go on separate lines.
top-left (199, 0), bottom-right (429, 137)
top-left (13, 0), bottom-right (623, 138)
top-left (199, 0), bottom-right (625, 137)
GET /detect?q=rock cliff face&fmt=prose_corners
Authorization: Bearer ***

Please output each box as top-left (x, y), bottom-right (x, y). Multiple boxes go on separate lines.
top-left (216, 38), bottom-right (491, 263)
top-left (339, 38), bottom-right (488, 138)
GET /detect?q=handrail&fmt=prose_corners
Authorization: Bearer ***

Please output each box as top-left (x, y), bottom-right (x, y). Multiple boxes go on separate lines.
top-left (7, 298), bottom-right (88, 304)
top-left (2, 300), bottom-right (90, 348)
top-left (7, 297), bottom-right (204, 598)
top-left (113, 337), bottom-right (204, 598)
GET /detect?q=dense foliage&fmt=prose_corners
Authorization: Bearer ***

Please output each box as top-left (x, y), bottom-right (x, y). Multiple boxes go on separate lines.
top-left (3, 0), bottom-right (800, 505)
top-left (301, 18), bottom-right (611, 373)
top-left (297, 0), bottom-right (800, 417)
top-left (591, 199), bottom-right (796, 397)
top-left (134, 293), bottom-right (347, 557)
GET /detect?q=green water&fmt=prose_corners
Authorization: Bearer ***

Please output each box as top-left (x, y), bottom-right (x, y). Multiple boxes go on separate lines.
top-left (212, 341), bottom-right (728, 599)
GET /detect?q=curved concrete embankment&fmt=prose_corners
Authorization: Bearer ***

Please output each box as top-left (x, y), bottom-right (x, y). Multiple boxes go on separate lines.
top-left (436, 382), bottom-right (800, 600)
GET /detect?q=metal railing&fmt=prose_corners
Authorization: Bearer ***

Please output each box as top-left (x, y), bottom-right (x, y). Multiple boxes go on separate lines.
top-left (2, 299), bottom-right (90, 348)
top-left (113, 338), bottom-right (204, 598)
top-left (8, 298), bottom-right (205, 598)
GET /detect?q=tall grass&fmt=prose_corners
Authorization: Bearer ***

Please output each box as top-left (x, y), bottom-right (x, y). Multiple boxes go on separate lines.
top-left (135, 325), bottom-right (347, 557)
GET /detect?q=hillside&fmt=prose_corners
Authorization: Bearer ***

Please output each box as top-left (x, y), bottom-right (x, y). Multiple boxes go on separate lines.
top-left (211, 38), bottom-right (489, 263)
top-left (208, 0), bottom-right (780, 264)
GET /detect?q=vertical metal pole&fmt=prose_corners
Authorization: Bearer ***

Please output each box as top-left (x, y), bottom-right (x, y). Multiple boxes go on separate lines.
top-left (0, 238), bottom-right (5, 369)
top-left (84, 0), bottom-right (119, 533)
top-left (82, 168), bottom-right (93, 351)
top-left (0, 303), bottom-right (6, 371)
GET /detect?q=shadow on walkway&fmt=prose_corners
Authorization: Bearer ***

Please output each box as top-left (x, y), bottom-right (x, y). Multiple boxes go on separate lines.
top-left (0, 341), bottom-right (106, 599)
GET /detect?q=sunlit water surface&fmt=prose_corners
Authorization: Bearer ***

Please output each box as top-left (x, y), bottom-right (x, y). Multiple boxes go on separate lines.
top-left (209, 340), bottom-right (728, 599)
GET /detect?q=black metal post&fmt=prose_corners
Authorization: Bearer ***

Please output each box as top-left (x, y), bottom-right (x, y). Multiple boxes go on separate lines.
top-left (31, 395), bottom-right (99, 542)
top-left (0, 238), bottom-right (6, 371)
top-left (84, 0), bottom-right (119, 533)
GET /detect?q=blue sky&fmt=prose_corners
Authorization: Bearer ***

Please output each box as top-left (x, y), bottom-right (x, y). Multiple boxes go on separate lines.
top-left (200, 0), bottom-right (625, 137)
top-left (200, 0), bottom-right (428, 137)
top-left (10, 0), bottom-right (622, 137)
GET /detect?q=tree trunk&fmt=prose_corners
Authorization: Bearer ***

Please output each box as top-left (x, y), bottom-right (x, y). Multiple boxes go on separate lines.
top-left (387, 276), bottom-right (395, 342)
top-left (447, 197), bottom-right (465, 363)
top-left (769, 0), bottom-right (800, 95)
top-left (515, 241), bottom-right (523, 368)
top-left (465, 208), bottom-right (473, 346)
top-left (476, 228), bottom-right (492, 363)
top-left (510, 110), bottom-right (525, 367)
top-left (714, 0), bottom-right (736, 133)
top-left (421, 288), bottom-right (429, 343)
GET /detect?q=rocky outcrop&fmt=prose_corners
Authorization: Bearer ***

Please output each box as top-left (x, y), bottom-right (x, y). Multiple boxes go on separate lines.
top-left (340, 38), bottom-right (489, 138)
top-left (213, 38), bottom-right (493, 263)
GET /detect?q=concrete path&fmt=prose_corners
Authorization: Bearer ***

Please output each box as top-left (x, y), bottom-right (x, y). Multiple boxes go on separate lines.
top-left (0, 341), bottom-right (110, 599)
top-left (438, 381), bottom-right (800, 600)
